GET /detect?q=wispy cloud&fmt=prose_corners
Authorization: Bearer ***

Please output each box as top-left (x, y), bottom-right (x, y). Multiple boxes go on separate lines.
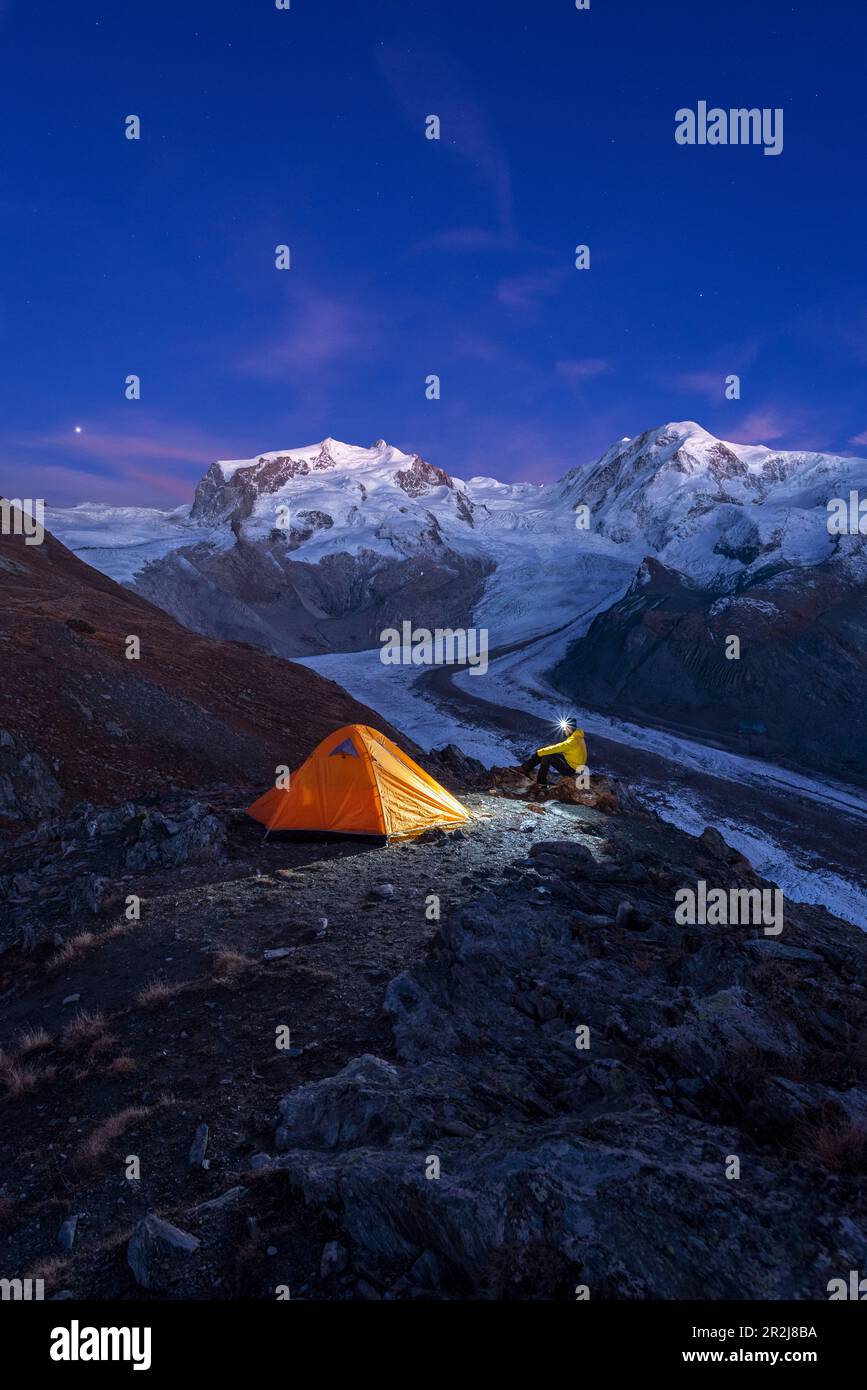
top-left (555, 358), bottom-right (614, 382)
top-left (3, 463), bottom-right (162, 508)
top-left (667, 369), bottom-right (728, 400)
top-left (498, 267), bottom-right (569, 312)
top-left (376, 42), bottom-right (518, 254)
top-left (236, 291), bottom-right (377, 380)
top-left (458, 421), bottom-right (581, 483)
top-left (663, 341), bottom-right (760, 402)
top-left (453, 332), bottom-right (505, 362)
top-left (438, 412), bottom-right (635, 486)
top-left (2, 417), bottom-right (239, 507)
top-left (1, 459), bottom-right (193, 509)
top-left (28, 428), bottom-right (218, 467)
top-left (724, 408), bottom-right (790, 443)
top-left (709, 399), bottom-right (850, 456)
top-left (411, 226), bottom-right (522, 255)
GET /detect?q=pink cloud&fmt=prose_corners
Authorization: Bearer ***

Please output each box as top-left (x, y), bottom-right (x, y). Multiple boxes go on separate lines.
top-left (0, 462), bottom-right (184, 509)
top-left (725, 409), bottom-right (790, 443)
top-left (2, 417), bottom-right (243, 507)
top-left (120, 466), bottom-right (200, 500)
top-left (850, 428), bottom-right (867, 447)
top-left (237, 293), bottom-right (376, 379)
top-left (663, 343), bottom-right (760, 401)
top-left (31, 429), bottom-right (217, 466)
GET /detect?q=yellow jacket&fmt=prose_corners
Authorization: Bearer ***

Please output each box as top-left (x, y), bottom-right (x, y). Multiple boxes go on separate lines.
top-left (535, 728), bottom-right (587, 769)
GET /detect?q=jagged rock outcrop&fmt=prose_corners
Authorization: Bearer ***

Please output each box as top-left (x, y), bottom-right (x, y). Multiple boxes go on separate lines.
top-left (553, 555), bottom-right (867, 782)
top-left (0, 795), bottom-right (227, 950)
top-left (132, 541), bottom-right (494, 659)
top-left (0, 730), bottom-right (63, 822)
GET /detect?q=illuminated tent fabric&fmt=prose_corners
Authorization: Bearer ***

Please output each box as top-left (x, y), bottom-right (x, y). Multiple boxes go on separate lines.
top-left (246, 724), bottom-right (470, 839)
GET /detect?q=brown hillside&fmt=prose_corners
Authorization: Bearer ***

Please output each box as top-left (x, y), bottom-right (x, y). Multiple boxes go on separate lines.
top-left (0, 512), bottom-right (407, 819)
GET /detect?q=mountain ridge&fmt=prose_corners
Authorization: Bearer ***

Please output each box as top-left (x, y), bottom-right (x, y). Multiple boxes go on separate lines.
top-left (41, 421), bottom-right (867, 781)
top-left (49, 420), bottom-right (867, 576)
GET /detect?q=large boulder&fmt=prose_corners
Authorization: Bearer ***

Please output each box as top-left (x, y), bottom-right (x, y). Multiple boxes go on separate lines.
top-left (276, 1055), bottom-right (417, 1152)
top-left (0, 730), bottom-right (62, 824)
top-left (127, 1214), bottom-right (201, 1291)
top-left (123, 802), bottom-right (225, 871)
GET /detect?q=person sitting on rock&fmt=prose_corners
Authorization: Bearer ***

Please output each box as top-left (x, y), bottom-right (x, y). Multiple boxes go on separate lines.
top-left (521, 723), bottom-right (587, 786)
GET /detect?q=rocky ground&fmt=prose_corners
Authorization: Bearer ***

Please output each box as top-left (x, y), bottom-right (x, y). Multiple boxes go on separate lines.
top-left (0, 756), bottom-right (865, 1301)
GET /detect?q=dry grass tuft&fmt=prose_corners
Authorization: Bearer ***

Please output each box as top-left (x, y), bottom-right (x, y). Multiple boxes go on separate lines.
top-left (212, 949), bottom-right (256, 983)
top-left (46, 919), bottom-right (140, 973)
top-left (72, 1034), bottom-right (120, 1083)
top-left (106, 1055), bottom-right (137, 1076)
top-left (16, 1026), bottom-right (53, 1056)
top-left (25, 1255), bottom-right (68, 1291)
top-left (799, 1117), bottom-right (867, 1174)
top-left (73, 1090), bottom-right (178, 1169)
top-left (73, 1105), bottom-right (151, 1170)
top-left (134, 976), bottom-right (187, 1009)
top-left (47, 932), bottom-right (97, 971)
top-left (61, 1009), bottom-right (108, 1050)
top-left (0, 1058), bottom-right (57, 1098)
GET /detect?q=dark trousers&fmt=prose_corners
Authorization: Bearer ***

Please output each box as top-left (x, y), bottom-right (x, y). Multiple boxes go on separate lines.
top-left (522, 752), bottom-right (575, 786)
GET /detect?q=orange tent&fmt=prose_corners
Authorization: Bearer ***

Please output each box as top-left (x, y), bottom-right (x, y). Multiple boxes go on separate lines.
top-left (246, 724), bottom-right (470, 839)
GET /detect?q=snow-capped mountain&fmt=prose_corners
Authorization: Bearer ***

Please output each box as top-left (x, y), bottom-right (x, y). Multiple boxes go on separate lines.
top-left (551, 428), bottom-right (867, 783)
top-left (559, 422), bottom-right (867, 582)
top-left (47, 434), bottom-right (616, 652)
top-left (48, 421), bottom-right (867, 646)
top-left (44, 422), bottom-right (867, 780)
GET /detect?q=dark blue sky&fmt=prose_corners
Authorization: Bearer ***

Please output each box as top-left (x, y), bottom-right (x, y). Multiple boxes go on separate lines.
top-left (2, 0), bottom-right (865, 505)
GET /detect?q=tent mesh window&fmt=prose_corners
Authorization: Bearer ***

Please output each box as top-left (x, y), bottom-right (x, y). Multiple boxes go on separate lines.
top-left (329, 738), bottom-right (359, 758)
